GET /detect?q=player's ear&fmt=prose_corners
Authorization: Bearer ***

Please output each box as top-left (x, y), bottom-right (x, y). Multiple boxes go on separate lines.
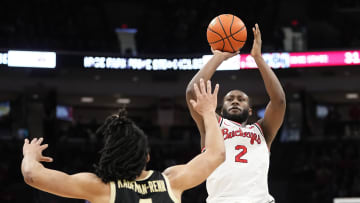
top-left (146, 153), bottom-right (150, 163)
top-left (249, 107), bottom-right (253, 117)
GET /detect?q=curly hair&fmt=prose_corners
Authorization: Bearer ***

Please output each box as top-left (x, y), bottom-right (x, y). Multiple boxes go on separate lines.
top-left (94, 108), bottom-right (149, 183)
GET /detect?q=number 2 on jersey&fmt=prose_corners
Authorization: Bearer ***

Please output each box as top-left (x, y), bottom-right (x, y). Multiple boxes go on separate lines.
top-left (235, 145), bottom-right (248, 163)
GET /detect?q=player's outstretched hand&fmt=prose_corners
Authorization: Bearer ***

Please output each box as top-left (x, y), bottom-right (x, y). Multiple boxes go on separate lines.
top-left (250, 23), bottom-right (262, 58)
top-left (211, 48), bottom-right (240, 61)
top-left (23, 137), bottom-right (53, 163)
top-left (189, 78), bottom-right (219, 116)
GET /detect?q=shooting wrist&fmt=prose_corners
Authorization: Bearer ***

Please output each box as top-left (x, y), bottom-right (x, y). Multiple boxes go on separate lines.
top-left (213, 53), bottom-right (227, 61)
top-left (23, 154), bottom-right (38, 161)
top-left (201, 111), bottom-right (217, 118)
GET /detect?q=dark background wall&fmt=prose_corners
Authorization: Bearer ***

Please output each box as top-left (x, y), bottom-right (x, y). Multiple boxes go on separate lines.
top-left (0, 0), bottom-right (360, 203)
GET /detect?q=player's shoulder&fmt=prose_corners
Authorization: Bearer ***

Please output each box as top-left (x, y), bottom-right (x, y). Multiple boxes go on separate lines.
top-left (247, 122), bottom-right (264, 136)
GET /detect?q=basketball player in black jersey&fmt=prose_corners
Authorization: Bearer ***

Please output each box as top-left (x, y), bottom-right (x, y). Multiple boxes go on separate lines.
top-left (21, 79), bottom-right (225, 203)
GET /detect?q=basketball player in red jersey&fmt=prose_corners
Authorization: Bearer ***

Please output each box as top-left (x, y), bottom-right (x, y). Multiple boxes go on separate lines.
top-left (21, 79), bottom-right (225, 203)
top-left (186, 24), bottom-right (286, 203)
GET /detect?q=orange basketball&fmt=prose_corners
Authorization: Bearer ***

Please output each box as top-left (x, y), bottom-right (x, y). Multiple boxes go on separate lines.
top-left (207, 14), bottom-right (247, 53)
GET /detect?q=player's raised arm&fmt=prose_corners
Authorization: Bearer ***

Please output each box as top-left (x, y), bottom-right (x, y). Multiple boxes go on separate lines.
top-left (186, 15), bottom-right (247, 149)
top-left (21, 138), bottom-right (108, 203)
top-left (165, 79), bottom-right (225, 193)
top-left (251, 24), bottom-right (286, 149)
top-left (186, 50), bottom-right (238, 148)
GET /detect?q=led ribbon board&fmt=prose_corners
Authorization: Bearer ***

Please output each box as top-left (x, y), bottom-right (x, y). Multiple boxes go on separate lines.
top-left (236, 50), bottom-right (360, 69)
top-left (84, 50), bottom-right (360, 70)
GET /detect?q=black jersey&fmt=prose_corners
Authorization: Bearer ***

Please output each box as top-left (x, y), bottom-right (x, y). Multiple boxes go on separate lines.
top-left (109, 170), bottom-right (178, 203)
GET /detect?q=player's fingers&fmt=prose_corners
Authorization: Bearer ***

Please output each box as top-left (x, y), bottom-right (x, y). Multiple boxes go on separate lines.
top-left (199, 78), bottom-right (206, 94)
top-left (193, 83), bottom-right (201, 98)
top-left (256, 24), bottom-right (261, 35)
top-left (24, 139), bottom-right (29, 144)
top-left (30, 138), bottom-right (38, 144)
top-left (213, 84), bottom-right (219, 96)
top-left (41, 156), bottom-right (53, 162)
top-left (40, 144), bottom-right (48, 151)
top-left (207, 80), bottom-right (212, 94)
top-left (36, 137), bottom-right (44, 145)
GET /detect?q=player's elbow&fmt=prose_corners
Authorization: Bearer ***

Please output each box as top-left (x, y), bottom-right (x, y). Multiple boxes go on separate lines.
top-left (186, 87), bottom-right (197, 104)
top-left (21, 164), bottom-right (41, 186)
top-left (274, 92), bottom-right (286, 107)
top-left (185, 85), bottom-right (194, 97)
top-left (278, 96), bottom-right (286, 108)
top-left (214, 152), bottom-right (226, 168)
top-left (210, 149), bottom-right (226, 166)
top-left (217, 150), bottom-right (226, 163)
top-left (22, 170), bottom-right (35, 185)
top-left (200, 149), bottom-right (225, 174)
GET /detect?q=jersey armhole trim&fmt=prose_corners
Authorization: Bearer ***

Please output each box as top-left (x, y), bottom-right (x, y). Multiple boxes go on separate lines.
top-left (109, 182), bottom-right (116, 203)
top-left (254, 122), bottom-right (265, 137)
top-left (254, 122), bottom-right (271, 153)
top-left (162, 174), bottom-right (181, 203)
top-left (218, 116), bottom-right (223, 126)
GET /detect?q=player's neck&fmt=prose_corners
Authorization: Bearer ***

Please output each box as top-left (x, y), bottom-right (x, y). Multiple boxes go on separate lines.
top-left (135, 170), bottom-right (151, 181)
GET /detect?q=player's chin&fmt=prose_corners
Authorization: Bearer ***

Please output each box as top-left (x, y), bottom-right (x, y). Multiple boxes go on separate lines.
top-left (228, 109), bottom-right (243, 115)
